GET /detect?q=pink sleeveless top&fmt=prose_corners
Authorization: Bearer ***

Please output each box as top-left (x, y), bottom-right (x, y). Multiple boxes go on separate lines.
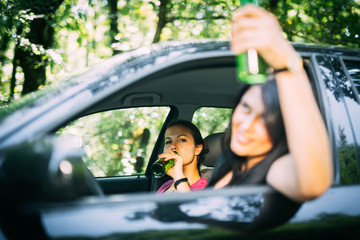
top-left (157, 177), bottom-right (208, 194)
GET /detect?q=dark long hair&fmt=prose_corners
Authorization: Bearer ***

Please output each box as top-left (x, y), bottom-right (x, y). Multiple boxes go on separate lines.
top-left (165, 120), bottom-right (209, 171)
top-left (208, 80), bottom-right (288, 186)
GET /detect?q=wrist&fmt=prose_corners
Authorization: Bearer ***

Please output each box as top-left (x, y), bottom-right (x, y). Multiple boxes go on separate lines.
top-left (173, 170), bottom-right (185, 180)
top-left (272, 52), bottom-right (303, 74)
top-left (174, 177), bottom-right (189, 190)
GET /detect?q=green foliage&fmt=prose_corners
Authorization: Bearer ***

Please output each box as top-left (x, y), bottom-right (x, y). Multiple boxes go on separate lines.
top-left (16, 0), bottom-right (64, 14)
top-left (1, 0), bottom-right (359, 104)
top-left (58, 107), bottom-right (170, 177)
top-left (163, 0), bottom-right (235, 40)
top-left (193, 107), bottom-right (232, 137)
top-left (0, 0), bottom-right (64, 103)
top-left (0, 0), bottom-right (24, 102)
top-left (338, 127), bottom-right (360, 184)
top-left (275, 0), bottom-right (360, 47)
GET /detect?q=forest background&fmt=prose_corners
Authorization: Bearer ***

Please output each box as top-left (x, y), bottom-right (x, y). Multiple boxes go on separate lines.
top-left (0, 0), bottom-right (359, 105)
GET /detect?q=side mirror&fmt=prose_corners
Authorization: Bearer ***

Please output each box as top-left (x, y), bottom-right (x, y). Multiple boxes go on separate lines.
top-left (0, 136), bottom-right (102, 205)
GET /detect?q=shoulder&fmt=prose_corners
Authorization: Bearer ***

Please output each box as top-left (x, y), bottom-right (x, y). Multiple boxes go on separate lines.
top-left (268, 154), bottom-right (293, 173)
top-left (266, 154), bottom-right (302, 202)
top-left (190, 177), bottom-right (208, 190)
top-left (266, 153), bottom-right (294, 183)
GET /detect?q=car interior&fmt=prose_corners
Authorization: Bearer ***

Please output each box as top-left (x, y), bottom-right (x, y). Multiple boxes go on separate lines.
top-left (55, 55), bottom-right (239, 194)
top-left (55, 54), bottom-right (321, 197)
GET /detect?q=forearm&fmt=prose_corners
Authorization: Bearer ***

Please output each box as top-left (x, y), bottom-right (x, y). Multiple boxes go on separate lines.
top-left (172, 165), bottom-right (191, 193)
top-left (276, 68), bottom-right (333, 197)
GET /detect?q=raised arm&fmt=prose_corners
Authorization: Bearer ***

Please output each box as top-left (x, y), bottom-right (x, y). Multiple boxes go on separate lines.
top-left (231, 5), bottom-right (333, 202)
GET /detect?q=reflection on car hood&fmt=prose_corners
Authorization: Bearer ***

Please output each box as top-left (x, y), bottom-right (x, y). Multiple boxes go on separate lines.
top-left (179, 194), bottom-right (263, 222)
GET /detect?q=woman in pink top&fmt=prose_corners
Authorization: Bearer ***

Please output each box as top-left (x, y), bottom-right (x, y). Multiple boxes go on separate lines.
top-left (156, 120), bottom-right (208, 194)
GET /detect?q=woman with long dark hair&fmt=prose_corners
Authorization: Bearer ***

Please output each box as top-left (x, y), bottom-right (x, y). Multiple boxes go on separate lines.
top-left (208, 5), bottom-right (333, 204)
top-left (208, 81), bottom-right (288, 186)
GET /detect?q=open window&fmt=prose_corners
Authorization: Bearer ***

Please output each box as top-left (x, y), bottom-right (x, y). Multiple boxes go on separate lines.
top-left (57, 107), bottom-right (170, 177)
top-left (192, 107), bottom-right (232, 137)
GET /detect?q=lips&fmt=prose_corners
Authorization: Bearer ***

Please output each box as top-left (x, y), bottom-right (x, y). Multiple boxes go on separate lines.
top-left (233, 131), bottom-right (252, 145)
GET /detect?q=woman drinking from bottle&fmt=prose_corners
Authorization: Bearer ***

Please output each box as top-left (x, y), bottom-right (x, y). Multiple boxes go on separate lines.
top-left (156, 120), bottom-right (208, 193)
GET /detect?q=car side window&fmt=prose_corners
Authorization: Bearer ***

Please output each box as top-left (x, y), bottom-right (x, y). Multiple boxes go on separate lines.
top-left (343, 59), bottom-right (360, 98)
top-left (192, 107), bottom-right (232, 137)
top-left (338, 59), bottom-right (360, 184)
top-left (57, 107), bottom-right (170, 177)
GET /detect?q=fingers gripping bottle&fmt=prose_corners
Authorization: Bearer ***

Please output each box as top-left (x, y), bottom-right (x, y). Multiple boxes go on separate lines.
top-left (236, 0), bottom-right (269, 84)
top-left (151, 151), bottom-right (178, 177)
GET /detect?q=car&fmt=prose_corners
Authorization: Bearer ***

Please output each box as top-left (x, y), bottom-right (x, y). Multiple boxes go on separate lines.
top-left (0, 39), bottom-right (360, 240)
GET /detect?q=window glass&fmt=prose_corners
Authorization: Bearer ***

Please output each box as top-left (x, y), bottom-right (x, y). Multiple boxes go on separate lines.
top-left (320, 56), bottom-right (360, 184)
top-left (57, 107), bottom-right (170, 177)
top-left (192, 107), bottom-right (232, 138)
top-left (343, 60), bottom-right (360, 98)
top-left (341, 59), bottom-right (360, 184)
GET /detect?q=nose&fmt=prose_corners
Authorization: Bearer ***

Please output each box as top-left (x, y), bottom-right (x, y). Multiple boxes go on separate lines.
top-left (170, 145), bottom-right (178, 151)
top-left (240, 114), bottom-right (256, 131)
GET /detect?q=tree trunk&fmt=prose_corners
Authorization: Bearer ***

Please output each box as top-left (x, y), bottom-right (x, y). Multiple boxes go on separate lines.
top-left (13, 0), bottom-right (64, 96)
top-left (18, 50), bottom-right (46, 95)
top-left (18, 17), bottom-right (54, 95)
top-left (269, 0), bottom-right (279, 9)
top-left (0, 32), bottom-right (11, 81)
top-left (153, 0), bottom-right (169, 43)
top-left (108, 0), bottom-right (121, 55)
top-left (9, 47), bottom-right (19, 101)
top-left (4, 25), bottom-right (17, 102)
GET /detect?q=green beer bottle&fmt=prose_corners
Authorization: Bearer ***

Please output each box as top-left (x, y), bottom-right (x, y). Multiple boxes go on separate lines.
top-left (151, 150), bottom-right (178, 177)
top-left (236, 0), bottom-right (269, 84)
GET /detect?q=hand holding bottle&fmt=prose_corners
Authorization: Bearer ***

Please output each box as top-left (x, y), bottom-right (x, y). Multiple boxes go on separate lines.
top-left (157, 150), bottom-right (185, 180)
top-left (152, 150), bottom-right (179, 177)
top-left (232, 4), bottom-right (298, 73)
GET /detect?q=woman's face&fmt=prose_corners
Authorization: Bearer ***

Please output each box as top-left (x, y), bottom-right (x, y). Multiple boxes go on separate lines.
top-left (164, 125), bottom-right (203, 165)
top-left (231, 85), bottom-right (273, 158)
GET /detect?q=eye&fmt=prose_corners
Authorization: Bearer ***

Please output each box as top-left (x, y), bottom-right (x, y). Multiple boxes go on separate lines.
top-left (240, 102), bottom-right (251, 113)
top-left (179, 138), bottom-right (187, 143)
top-left (165, 140), bottom-right (172, 145)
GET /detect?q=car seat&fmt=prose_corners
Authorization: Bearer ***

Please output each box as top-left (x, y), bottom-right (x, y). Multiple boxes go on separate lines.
top-left (200, 132), bottom-right (224, 181)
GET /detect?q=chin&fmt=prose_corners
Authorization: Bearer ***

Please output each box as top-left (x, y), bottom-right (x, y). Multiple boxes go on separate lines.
top-left (230, 143), bottom-right (248, 157)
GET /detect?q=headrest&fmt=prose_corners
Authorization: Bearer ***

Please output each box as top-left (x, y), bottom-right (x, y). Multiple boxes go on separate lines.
top-left (203, 132), bottom-right (224, 167)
